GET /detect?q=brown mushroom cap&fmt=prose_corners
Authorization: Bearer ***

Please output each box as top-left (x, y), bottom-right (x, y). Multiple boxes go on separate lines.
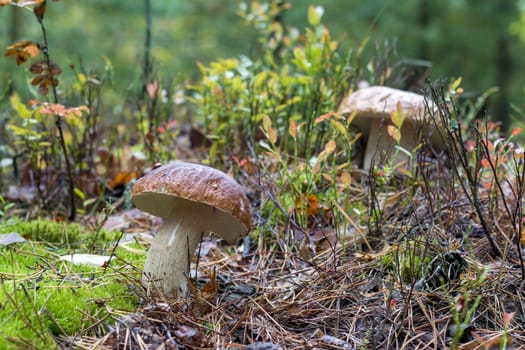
top-left (337, 86), bottom-right (444, 170)
top-left (337, 86), bottom-right (436, 134)
top-left (131, 161), bottom-right (251, 243)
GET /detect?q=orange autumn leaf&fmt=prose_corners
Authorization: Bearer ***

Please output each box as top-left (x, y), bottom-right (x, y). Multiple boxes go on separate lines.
top-left (31, 75), bottom-right (45, 86)
top-left (39, 103), bottom-right (88, 118)
top-left (387, 124), bottom-right (401, 143)
top-left (5, 40), bottom-right (32, 53)
top-left (321, 172), bottom-right (334, 183)
top-left (296, 194), bottom-right (320, 217)
top-left (33, 0), bottom-right (46, 21)
top-left (339, 171), bottom-right (352, 186)
top-left (314, 111), bottom-right (336, 124)
top-left (480, 155), bottom-right (506, 169)
top-left (289, 119), bottom-right (297, 139)
top-left (480, 158), bottom-right (491, 169)
top-left (307, 194), bottom-right (319, 216)
top-left (482, 180), bottom-right (494, 190)
top-left (317, 139), bottom-right (336, 163)
top-left (40, 103), bottom-right (65, 116)
top-left (23, 43), bottom-right (40, 58)
top-left (202, 268), bottom-right (218, 299)
top-left (5, 41), bottom-right (39, 65)
top-left (108, 171), bottom-right (137, 190)
top-left (511, 127), bottom-right (522, 137)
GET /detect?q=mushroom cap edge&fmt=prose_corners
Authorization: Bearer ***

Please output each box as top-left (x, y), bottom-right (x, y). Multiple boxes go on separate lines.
top-left (131, 161), bottom-right (251, 242)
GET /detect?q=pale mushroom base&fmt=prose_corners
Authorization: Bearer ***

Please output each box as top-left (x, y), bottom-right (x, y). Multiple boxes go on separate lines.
top-left (363, 120), bottom-right (417, 170)
top-left (142, 200), bottom-right (215, 297)
top-left (363, 120), bottom-right (442, 171)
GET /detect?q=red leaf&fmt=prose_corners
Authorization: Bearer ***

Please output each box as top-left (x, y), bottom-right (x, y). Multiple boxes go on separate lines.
top-left (511, 127), bottom-right (522, 137)
top-left (315, 111), bottom-right (336, 124)
top-left (31, 75), bottom-right (44, 86)
top-left (33, 0), bottom-right (46, 21)
top-left (29, 62), bottom-right (44, 73)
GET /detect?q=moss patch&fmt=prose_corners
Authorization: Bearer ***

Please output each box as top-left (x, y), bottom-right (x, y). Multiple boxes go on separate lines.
top-left (0, 219), bottom-right (146, 349)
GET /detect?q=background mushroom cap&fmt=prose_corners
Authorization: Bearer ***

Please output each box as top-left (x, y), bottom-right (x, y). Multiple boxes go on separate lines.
top-left (337, 86), bottom-right (436, 134)
top-left (131, 161), bottom-right (251, 243)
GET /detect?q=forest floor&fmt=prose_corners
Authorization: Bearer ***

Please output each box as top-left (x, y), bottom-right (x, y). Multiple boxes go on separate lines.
top-left (61, 154), bottom-right (525, 350)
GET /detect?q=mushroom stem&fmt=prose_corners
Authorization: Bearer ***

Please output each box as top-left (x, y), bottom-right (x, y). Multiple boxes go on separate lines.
top-left (363, 120), bottom-right (420, 171)
top-left (363, 119), bottom-right (388, 170)
top-left (142, 201), bottom-right (213, 296)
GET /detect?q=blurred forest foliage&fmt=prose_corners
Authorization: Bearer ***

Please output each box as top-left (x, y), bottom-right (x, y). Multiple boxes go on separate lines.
top-left (1, 0), bottom-right (524, 128)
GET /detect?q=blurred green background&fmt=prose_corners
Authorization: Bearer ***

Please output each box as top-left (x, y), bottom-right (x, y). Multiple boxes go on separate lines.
top-left (1, 0), bottom-right (524, 128)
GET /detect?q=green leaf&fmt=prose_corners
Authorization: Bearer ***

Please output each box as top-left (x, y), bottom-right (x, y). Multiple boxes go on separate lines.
top-left (8, 124), bottom-right (32, 137)
top-left (77, 73), bottom-right (87, 84)
top-left (253, 71), bottom-right (269, 88)
top-left (74, 188), bottom-right (85, 200)
top-left (39, 141), bottom-right (52, 147)
top-left (450, 76), bottom-right (462, 91)
top-left (262, 114), bottom-right (277, 144)
top-left (307, 5), bottom-right (324, 27)
top-left (391, 110), bottom-right (405, 130)
top-left (10, 94), bottom-right (31, 120)
top-left (330, 120), bottom-right (348, 139)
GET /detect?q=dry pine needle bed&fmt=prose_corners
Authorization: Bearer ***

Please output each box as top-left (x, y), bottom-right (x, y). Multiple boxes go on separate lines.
top-left (66, 182), bottom-right (525, 350)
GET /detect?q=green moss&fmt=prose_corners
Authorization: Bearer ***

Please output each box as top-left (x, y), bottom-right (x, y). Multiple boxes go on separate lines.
top-left (0, 219), bottom-right (146, 349)
top-left (380, 240), bottom-right (434, 283)
top-left (0, 218), bottom-right (119, 249)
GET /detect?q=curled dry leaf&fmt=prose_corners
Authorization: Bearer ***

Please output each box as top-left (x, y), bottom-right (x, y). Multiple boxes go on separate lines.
top-left (5, 41), bottom-right (40, 65)
top-left (33, 0), bottom-right (46, 21)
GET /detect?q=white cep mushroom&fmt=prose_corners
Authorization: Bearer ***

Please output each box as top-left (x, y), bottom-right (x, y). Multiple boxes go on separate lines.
top-left (131, 161), bottom-right (251, 297)
top-left (337, 86), bottom-right (443, 170)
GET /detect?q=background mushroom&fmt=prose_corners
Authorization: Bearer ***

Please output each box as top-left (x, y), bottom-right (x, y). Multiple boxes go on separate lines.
top-left (337, 86), bottom-right (443, 170)
top-left (131, 161), bottom-right (251, 297)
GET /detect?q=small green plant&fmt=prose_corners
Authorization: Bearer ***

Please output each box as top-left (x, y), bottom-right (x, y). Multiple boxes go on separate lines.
top-left (1, 0), bottom-right (115, 220)
top-left (446, 267), bottom-right (487, 348)
top-left (188, 3), bottom-right (371, 259)
top-left (449, 293), bottom-right (482, 346)
top-left (380, 239), bottom-right (433, 284)
top-left (428, 80), bottom-right (525, 278)
top-left (501, 311), bottom-right (515, 349)
top-left (0, 194), bottom-right (15, 223)
top-left (427, 81), bottom-right (502, 257)
top-left (191, 2), bottom-right (357, 167)
top-left (6, 0), bottom-right (76, 220)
